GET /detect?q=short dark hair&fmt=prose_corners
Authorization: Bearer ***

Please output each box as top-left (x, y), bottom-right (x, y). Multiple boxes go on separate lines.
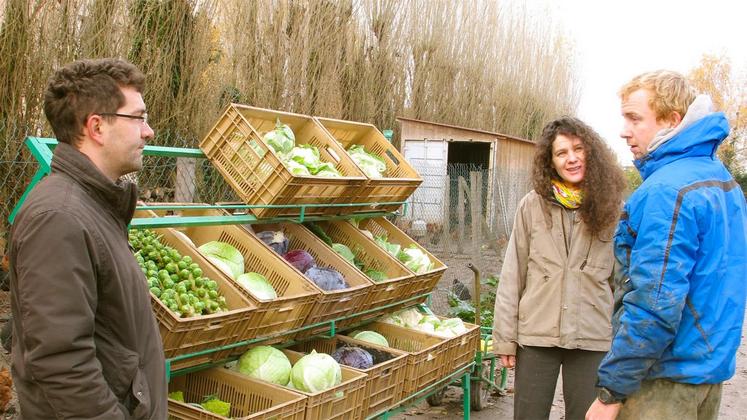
top-left (533, 116), bottom-right (625, 236)
top-left (43, 58), bottom-right (145, 145)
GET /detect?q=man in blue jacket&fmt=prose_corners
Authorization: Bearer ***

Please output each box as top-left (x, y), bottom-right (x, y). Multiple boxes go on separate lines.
top-left (586, 70), bottom-right (747, 420)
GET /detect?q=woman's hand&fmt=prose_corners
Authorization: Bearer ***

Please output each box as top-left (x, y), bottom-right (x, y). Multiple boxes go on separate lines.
top-left (499, 354), bottom-right (516, 368)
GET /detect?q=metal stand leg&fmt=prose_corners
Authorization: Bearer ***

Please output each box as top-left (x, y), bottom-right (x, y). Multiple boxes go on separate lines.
top-left (462, 371), bottom-right (471, 419)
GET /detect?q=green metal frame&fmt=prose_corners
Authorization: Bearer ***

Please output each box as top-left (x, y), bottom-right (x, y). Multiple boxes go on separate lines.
top-left (9, 137), bottom-right (409, 225)
top-left (11, 137), bottom-right (487, 419)
top-left (367, 363), bottom-right (474, 420)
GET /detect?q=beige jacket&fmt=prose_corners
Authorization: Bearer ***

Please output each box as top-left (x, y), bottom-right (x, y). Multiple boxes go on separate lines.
top-left (492, 190), bottom-right (615, 355)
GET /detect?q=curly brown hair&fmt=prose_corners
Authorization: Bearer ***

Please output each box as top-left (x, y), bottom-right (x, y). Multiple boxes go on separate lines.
top-left (533, 116), bottom-right (625, 237)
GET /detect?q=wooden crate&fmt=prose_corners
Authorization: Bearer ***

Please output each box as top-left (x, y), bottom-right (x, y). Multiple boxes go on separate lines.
top-left (199, 104), bottom-right (367, 218)
top-left (144, 207), bottom-right (320, 342)
top-left (281, 349), bottom-right (368, 420)
top-left (358, 217), bottom-right (446, 300)
top-left (291, 335), bottom-right (408, 418)
top-left (168, 367), bottom-right (306, 420)
top-left (302, 221), bottom-right (414, 327)
top-left (132, 211), bottom-right (260, 370)
top-left (343, 321), bottom-right (452, 400)
top-left (244, 222), bottom-right (373, 338)
top-left (314, 116), bottom-right (422, 212)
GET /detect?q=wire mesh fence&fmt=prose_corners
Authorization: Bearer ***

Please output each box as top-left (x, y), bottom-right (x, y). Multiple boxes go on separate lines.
top-left (0, 125), bottom-right (244, 245)
top-left (392, 162), bottom-right (532, 315)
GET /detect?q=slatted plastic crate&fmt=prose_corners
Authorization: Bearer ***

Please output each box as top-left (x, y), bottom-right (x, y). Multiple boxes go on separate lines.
top-left (357, 217), bottom-right (446, 303)
top-left (199, 104), bottom-right (367, 218)
top-left (143, 207), bottom-right (320, 342)
top-left (433, 316), bottom-right (480, 373)
top-left (302, 220), bottom-right (414, 327)
top-left (343, 321), bottom-right (452, 400)
top-left (245, 221), bottom-right (374, 338)
top-left (259, 349), bottom-right (368, 420)
top-left (168, 367), bottom-right (306, 420)
top-left (290, 334), bottom-right (408, 417)
top-left (314, 116), bottom-right (422, 212)
top-left (132, 210), bottom-right (259, 371)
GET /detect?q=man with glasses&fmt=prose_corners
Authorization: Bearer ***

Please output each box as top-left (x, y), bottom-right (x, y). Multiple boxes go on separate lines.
top-left (7, 58), bottom-right (166, 419)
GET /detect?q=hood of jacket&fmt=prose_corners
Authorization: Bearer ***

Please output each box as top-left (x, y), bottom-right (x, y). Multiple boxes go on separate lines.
top-left (51, 142), bottom-right (137, 224)
top-left (634, 95), bottom-right (730, 180)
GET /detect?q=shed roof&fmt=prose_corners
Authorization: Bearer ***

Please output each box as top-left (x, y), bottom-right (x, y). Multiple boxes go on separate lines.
top-left (396, 116), bottom-right (534, 145)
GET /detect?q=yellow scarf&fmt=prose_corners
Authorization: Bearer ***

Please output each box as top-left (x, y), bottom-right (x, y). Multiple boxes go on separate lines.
top-left (552, 179), bottom-right (583, 209)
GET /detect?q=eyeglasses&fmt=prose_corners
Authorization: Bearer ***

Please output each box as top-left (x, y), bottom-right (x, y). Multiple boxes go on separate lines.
top-left (97, 112), bottom-right (149, 126)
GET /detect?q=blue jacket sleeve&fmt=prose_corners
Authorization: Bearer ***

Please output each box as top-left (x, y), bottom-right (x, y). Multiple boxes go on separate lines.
top-left (597, 184), bottom-right (699, 396)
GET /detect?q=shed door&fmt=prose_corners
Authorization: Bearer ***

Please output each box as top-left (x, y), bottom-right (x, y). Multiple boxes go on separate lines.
top-left (402, 139), bottom-right (447, 223)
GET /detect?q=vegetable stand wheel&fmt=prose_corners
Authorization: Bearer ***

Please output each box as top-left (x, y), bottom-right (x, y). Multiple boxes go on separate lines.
top-left (470, 361), bottom-right (492, 411)
top-left (426, 387), bottom-right (447, 406)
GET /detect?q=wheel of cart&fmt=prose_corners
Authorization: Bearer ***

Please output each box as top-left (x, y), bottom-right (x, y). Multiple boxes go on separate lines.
top-left (426, 263), bottom-right (508, 411)
top-left (467, 263), bottom-right (509, 411)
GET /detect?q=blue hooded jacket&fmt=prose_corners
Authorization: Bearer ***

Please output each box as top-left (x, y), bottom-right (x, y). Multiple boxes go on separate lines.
top-left (597, 112), bottom-right (747, 397)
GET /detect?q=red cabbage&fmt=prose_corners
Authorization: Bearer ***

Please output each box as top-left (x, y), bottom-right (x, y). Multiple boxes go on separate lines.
top-left (305, 267), bottom-right (349, 291)
top-left (257, 230), bottom-right (289, 255)
top-left (331, 346), bottom-right (374, 370)
top-left (283, 249), bottom-right (316, 273)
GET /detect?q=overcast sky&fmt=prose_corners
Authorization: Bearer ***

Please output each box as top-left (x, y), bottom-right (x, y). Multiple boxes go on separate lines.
top-left (532, 0), bottom-right (747, 165)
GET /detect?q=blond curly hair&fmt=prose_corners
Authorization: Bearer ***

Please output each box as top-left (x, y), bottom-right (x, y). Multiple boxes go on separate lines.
top-left (619, 70), bottom-right (696, 121)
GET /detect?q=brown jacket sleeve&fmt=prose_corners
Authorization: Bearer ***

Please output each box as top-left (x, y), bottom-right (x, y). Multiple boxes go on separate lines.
top-left (492, 194), bottom-right (532, 356)
top-left (13, 210), bottom-right (126, 419)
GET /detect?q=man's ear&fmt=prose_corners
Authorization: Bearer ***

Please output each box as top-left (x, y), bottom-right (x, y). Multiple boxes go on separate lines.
top-left (668, 111), bottom-right (683, 128)
top-left (83, 114), bottom-right (106, 146)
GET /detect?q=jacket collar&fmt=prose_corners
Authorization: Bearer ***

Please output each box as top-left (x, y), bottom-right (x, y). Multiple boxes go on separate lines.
top-left (634, 112), bottom-right (729, 180)
top-left (50, 142), bottom-right (137, 224)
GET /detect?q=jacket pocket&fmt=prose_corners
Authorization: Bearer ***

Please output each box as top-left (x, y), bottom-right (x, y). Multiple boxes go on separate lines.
top-left (130, 368), bottom-right (152, 419)
top-left (97, 342), bottom-right (139, 400)
top-left (576, 265), bottom-right (614, 341)
top-left (518, 270), bottom-right (561, 338)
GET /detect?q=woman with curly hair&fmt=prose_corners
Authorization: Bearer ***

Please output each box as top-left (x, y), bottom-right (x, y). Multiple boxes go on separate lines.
top-left (492, 116), bottom-right (626, 420)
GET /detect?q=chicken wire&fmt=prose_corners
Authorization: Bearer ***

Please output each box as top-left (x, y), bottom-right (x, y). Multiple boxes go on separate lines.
top-left (0, 125), bottom-right (240, 247)
top-left (392, 162), bottom-right (531, 315)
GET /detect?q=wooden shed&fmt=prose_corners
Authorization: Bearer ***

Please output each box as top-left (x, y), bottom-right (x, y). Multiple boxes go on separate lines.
top-left (397, 117), bottom-right (536, 235)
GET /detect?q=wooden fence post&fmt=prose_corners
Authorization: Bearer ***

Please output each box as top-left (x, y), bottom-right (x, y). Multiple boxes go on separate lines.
top-left (457, 175), bottom-right (466, 254)
top-left (175, 157), bottom-right (196, 203)
top-left (470, 171), bottom-right (482, 265)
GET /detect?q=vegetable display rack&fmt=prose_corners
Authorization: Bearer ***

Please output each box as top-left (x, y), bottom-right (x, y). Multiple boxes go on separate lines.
top-left (12, 137), bottom-right (506, 420)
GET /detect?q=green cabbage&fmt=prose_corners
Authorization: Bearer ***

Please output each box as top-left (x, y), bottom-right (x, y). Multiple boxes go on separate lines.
top-left (288, 144), bottom-right (321, 167)
top-left (312, 162), bottom-right (341, 177)
top-left (352, 330), bottom-right (389, 347)
top-left (264, 119), bottom-right (295, 155)
top-left (284, 159), bottom-right (311, 176)
top-left (433, 317), bottom-right (469, 337)
top-left (374, 235), bottom-right (401, 257)
top-left (201, 397), bottom-right (231, 417)
top-left (331, 243), bottom-right (355, 265)
top-left (390, 308), bottom-right (423, 328)
top-left (290, 350), bottom-right (342, 393)
top-left (168, 391), bottom-right (185, 402)
top-left (236, 272), bottom-right (277, 300)
top-left (397, 245), bottom-right (433, 274)
top-left (365, 269), bottom-right (388, 282)
top-left (198, 241), bottom-right (245, 280)
top-left (380, 313), bottom-right (404, 326)
top-left (238, 346), bottom-right (292, 386)
top-left (347, 145), bottom-right (387, 178)
top-left (283, 145), bottom-right (341, 177)
top-left (417, 315), bottom-right (441, 334)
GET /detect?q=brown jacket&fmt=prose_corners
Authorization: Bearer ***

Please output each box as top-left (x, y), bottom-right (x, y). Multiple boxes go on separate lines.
top-left (9, 143), bottom-right (166, 419)
top-left (492, 190), bottom-right (615, 355)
